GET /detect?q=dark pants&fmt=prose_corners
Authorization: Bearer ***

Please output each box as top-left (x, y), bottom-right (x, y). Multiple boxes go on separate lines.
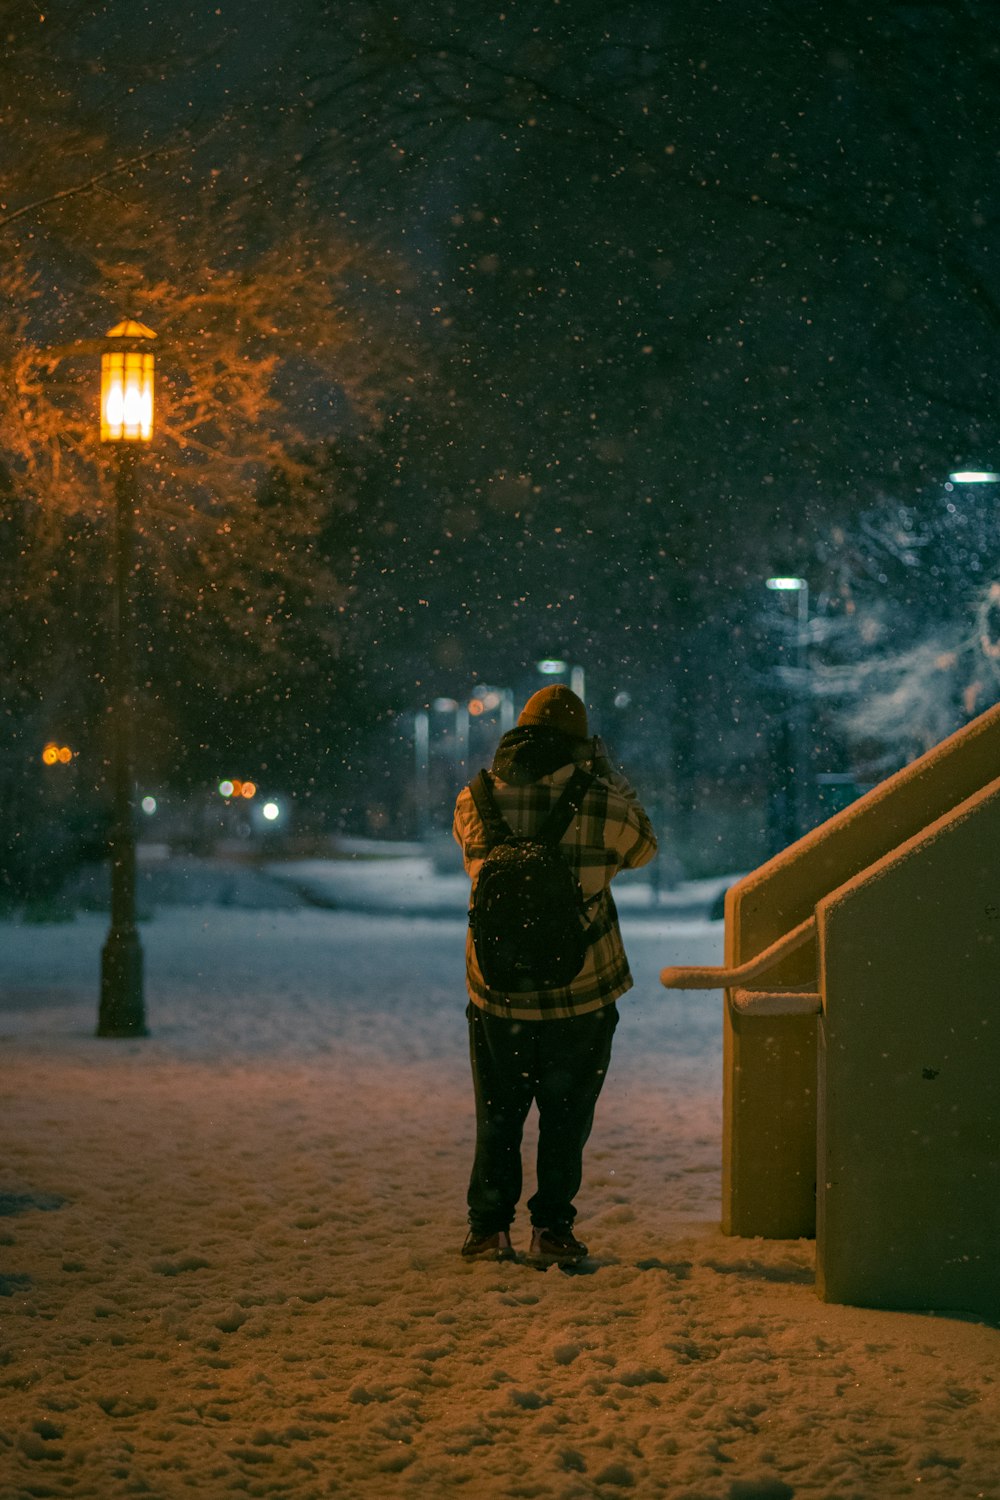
top-left (466, 1001), bottom-right (619, 1235)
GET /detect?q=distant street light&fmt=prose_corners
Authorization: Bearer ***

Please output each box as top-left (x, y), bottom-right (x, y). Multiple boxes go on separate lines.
top-left (765, 576), bottom-right (810, 844)
top-left (414, 696), bottom-right (484, 838)
top-left (96, 319), bottom-right (156, 1038)
top-left (765, 577), bottom-right (809, 671)
top-left (535, 658), bottom-right (586, 700)
top-left (948, 471), bottom-right (1000, 484)
top-left (413, 708), bottom-right (431, 839)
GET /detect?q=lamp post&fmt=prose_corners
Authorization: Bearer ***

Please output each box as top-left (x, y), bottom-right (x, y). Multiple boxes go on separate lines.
top-left (413, 708), bottom-right (431, 840)
top-left (765, 576), bottom-right (809, 844)
top-left (97, 319), bottom-right (155, 1037)
top-left (766, 576), bottom-right (809, 670)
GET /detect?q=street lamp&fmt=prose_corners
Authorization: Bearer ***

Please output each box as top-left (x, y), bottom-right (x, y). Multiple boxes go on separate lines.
top-left (765, 576), bottom-right (810, 844)
top-left (535, 657), bottom-right (586, 700)
top-left (413, 697), bottom-right (477, 838)
top-left (413, 708), bottom-right (432, 839)
top-left (97, 319), bottom-right (155, 1037)
top-left (765, 576), bottom-right (809, 666)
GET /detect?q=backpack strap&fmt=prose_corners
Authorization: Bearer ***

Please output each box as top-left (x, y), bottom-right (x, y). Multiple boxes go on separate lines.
top-left (468, 769), bottom-right (514, 848)
top-left (542, 768), bottom-right (603, 931)
top-left (538, 767), bottom-right (594, 846)
top-left (469, 766), bottom-right (593, 850)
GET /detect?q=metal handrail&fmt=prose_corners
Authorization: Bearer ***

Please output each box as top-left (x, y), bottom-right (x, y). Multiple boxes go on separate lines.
top-left (660, 914), bottom-right (817, 991)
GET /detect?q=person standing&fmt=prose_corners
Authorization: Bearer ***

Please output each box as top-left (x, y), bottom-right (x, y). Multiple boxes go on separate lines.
top-left (453, 684), bottom-right (657, 1266)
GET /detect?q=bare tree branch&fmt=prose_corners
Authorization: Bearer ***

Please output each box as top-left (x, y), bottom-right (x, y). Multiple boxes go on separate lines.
top-left (0, 143), bottom-right (173, 231)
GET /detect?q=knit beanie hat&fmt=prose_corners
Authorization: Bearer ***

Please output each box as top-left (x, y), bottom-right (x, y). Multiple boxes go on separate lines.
top-left (517, 685), bottom-right (589, 741)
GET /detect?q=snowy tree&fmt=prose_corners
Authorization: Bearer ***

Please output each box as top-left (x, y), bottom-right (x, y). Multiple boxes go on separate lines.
top-left (813, 485), bottom-right (1000, 770)
top-left (0, 3), bottom-right (411, 897)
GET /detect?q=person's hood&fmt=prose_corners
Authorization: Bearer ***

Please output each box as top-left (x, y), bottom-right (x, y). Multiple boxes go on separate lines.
top-left (490, 725), bottom-right (580, 785)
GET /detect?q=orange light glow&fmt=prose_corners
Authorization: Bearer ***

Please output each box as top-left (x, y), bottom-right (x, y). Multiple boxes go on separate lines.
top-left (219, 778), bottom-right (257, 799)
top-left (468, 699), bottom-right (485, 717)
top-left (42, 742), bottom-right (73, 766)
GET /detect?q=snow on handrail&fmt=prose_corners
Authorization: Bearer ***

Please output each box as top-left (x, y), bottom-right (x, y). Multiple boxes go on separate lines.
top-left (730, 988), bottom-right (821, 1016)
top-left (659, 914), bottom-right (817, 991)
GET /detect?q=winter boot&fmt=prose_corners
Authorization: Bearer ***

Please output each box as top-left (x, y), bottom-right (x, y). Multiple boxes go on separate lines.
top-left (528, 1226), bottom-right (588, 1267)
top-left (461, 1227), bottom-right (515, 1262)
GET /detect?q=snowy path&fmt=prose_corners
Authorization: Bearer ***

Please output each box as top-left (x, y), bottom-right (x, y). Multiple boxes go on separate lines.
top-left (1, 907), bottom-right (998, 1499)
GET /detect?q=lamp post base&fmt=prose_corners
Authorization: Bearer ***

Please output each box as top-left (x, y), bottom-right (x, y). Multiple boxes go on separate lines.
top-left (98, 930), bottom-right (147, 1037)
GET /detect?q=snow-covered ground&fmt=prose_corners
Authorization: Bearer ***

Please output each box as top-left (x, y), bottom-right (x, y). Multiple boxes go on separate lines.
top-left (262, 848), bottom-right (729, 920)
top-left (1, 861), bottom-right (998, 1498)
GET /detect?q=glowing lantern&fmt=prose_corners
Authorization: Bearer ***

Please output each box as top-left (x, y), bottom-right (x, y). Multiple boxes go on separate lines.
top-left (101, 319), bottom-right (156, 442)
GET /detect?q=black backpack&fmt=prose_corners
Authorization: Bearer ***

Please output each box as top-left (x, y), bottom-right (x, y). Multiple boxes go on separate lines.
top-left (468, 767), bottom-right (596, 992)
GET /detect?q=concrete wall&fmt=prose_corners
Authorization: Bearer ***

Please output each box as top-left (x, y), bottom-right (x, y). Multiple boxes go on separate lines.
top-left (816, 777), bottom-right (1000, 1317)
top-left (723, 700), bottom-right (1000, 1238)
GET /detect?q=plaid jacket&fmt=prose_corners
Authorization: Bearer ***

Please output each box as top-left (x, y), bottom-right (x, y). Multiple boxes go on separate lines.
top-left (453, 750), bottom-right (657, 1020)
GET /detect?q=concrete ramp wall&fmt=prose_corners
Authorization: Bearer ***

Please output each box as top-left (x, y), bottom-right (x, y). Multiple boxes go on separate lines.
top-left (722, 700), bottom-right (1000, 1239)
top-left (816, 775), bottom-right (1000, 1318)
